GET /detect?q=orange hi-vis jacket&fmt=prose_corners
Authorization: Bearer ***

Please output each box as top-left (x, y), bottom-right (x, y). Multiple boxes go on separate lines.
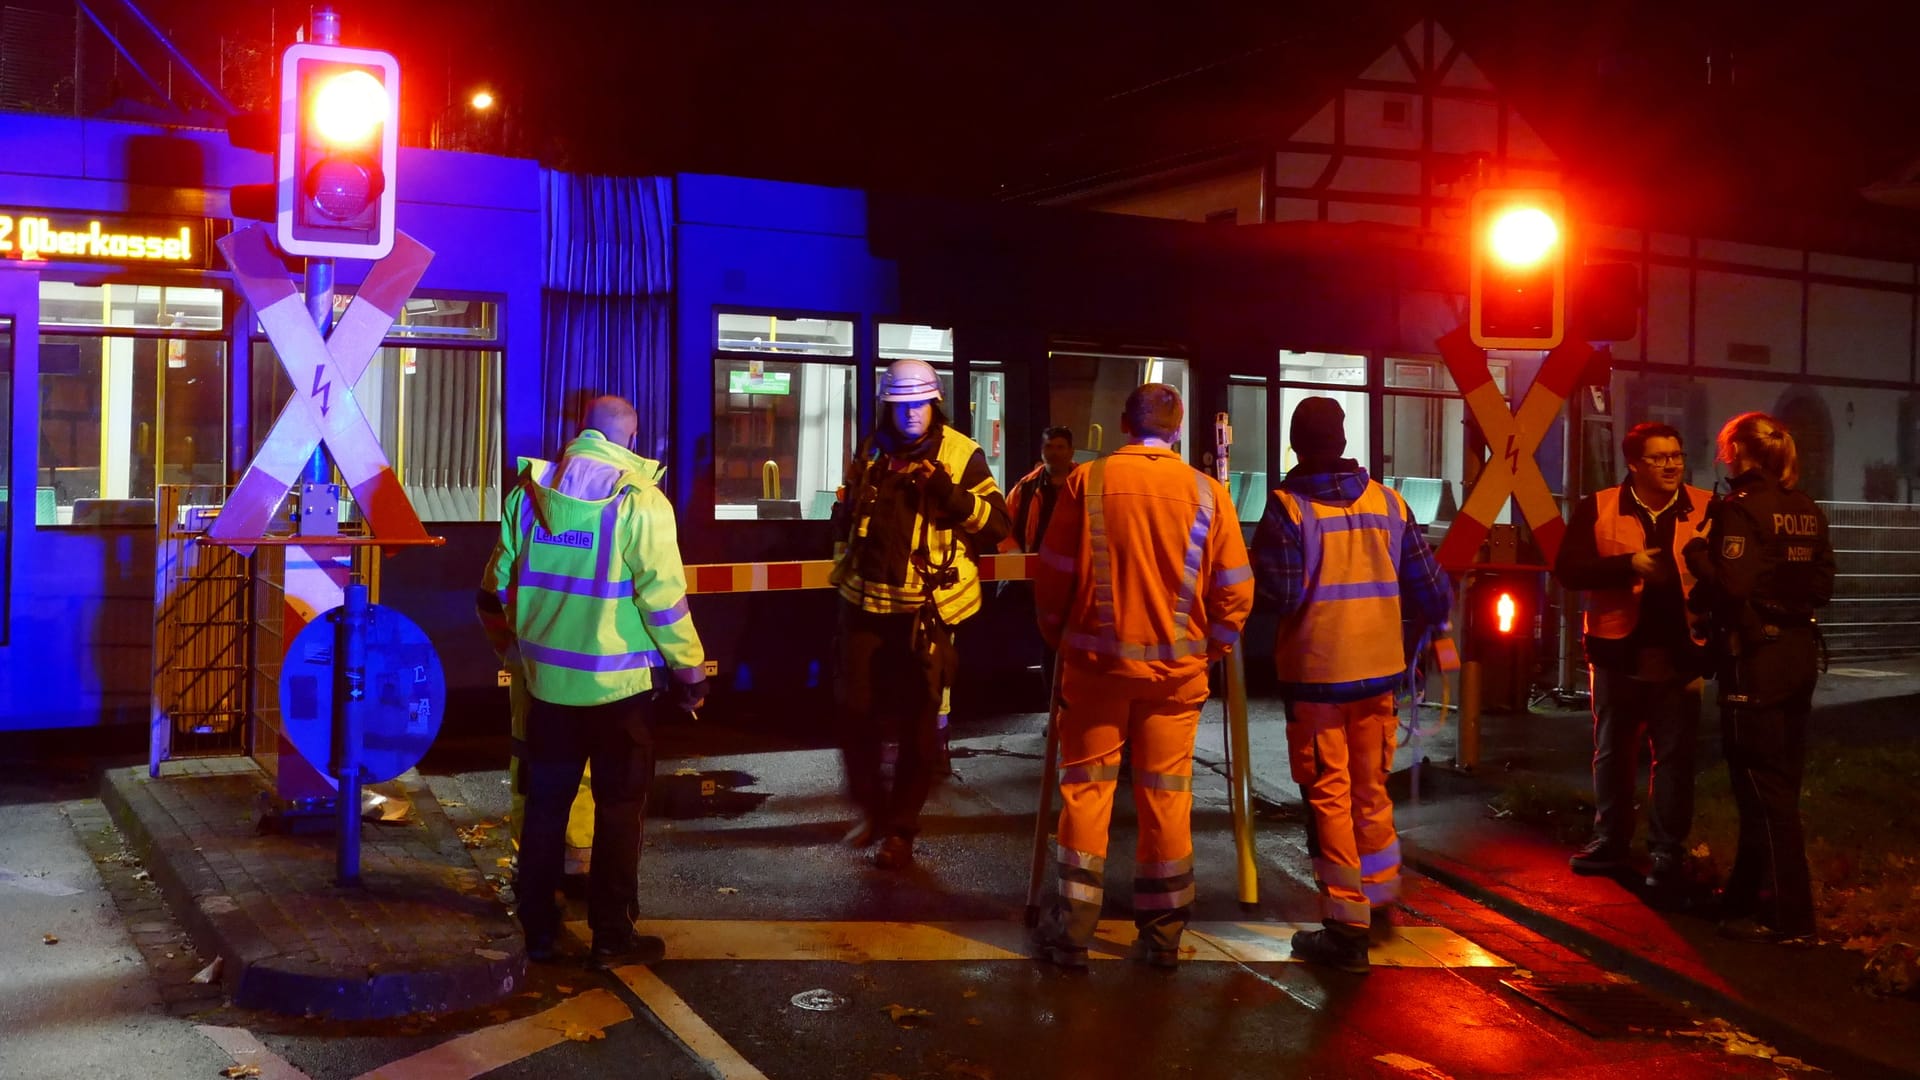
top-left (1035, 445), bottom-right (1255, 684)
top-left (1271, 481), bottom-right (1410, 686)
top-left (1586, 484), bottom-right (1712, 644)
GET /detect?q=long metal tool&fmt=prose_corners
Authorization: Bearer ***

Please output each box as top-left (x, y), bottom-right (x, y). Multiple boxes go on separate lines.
top-left (1223, 648), bottom-right (1258, 907)
top-left (1024, 653), bottom-right (1064, 926)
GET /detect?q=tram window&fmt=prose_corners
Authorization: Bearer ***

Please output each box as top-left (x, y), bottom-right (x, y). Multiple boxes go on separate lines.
top-left (1, 319), bottom-right (10, 638)
top-left (253, 293), bottom-right (501, 342)
top-left (968, 365), bottom-right (1008, 489)
top-left (1381, 356), bottom-right (1511, 530)
top-left (1279, 350), bottom-right (1366, 386)
top-left (249, 343), bottom-right (504, 522)
top-left (40, 282), bottom-right (223, 332)
top-left (873, 323), bottom-right (1008, 484)
top-left (39, 333), bottom-right (227, 525)
top-left (718, 313), bottom-right (853, 356)
top-left (712, 360), bottom-right (855, 521)
top-left (1225, 381), bottom-right (1268, 523)
top-left (1049, 353), bottom-right (1191, 462)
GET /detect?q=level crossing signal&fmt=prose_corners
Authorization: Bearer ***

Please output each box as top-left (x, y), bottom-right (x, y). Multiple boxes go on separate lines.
top-left (1464, 570), bottom-right (1541, 712)
top-left (1469, 189), bottom-right (1566, 351)
top-left (227, 42), bottom-right (400, 259)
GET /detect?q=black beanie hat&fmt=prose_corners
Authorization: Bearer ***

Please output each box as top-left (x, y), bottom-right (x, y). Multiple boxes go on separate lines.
top-left (1289, 396), bottom-right (1347, 460)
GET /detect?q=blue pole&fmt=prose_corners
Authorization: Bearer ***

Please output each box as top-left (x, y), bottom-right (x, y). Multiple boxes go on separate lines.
top-left (303, 258), bottom-right (335, 490)
top-left (333, 582), bottom-right (368, 886)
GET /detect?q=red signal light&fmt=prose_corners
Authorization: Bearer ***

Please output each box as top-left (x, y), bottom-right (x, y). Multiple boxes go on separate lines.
top-left (1495, 591), bottom-right (1517, 635)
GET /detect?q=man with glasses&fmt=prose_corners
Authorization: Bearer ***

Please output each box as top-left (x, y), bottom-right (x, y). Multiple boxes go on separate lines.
top-left (1553, 422), bottom-right (1713, 896)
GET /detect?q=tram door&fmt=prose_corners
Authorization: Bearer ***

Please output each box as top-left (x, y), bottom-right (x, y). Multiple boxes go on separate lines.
top-left (1045, 351), bottom-right (1191, 464)
top-left (0, 267), bottom-right (31, 641)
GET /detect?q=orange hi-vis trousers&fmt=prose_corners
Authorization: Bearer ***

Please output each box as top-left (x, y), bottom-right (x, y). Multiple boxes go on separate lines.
top-left (1049, 664), bottom-right (1210, 952)
top-left (1286, 692), bottom-right (1402, 928)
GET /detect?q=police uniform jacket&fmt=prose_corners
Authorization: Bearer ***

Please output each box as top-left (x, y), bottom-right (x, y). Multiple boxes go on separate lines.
top-left (1682, 469), bottom-right (1835, 705)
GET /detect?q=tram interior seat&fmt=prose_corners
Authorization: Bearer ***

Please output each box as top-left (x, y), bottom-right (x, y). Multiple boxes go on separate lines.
top-left (1237, 471), bottom-right (1267, 520)
top-left (1391, 476), bottom-right (1453, 526)
top-left (757, 499), bottom-right (802, 520)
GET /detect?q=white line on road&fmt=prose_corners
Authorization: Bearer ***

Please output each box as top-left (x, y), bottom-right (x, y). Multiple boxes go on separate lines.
top-left (610, 963), bottom-right (771, 1080)
top-left (351, 988), bottom-right (632, 1080)
top-left (195, 1025), bottom-right (314, 1080)
top-left (0, 865), bottom-right (81, 896)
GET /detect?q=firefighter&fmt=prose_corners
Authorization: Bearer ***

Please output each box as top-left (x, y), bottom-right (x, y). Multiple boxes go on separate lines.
top-left (1030, 384), bottom-right (1254, 970)
top-left (1683, 413), bottom-right (1834, 945)
top-left (477, 395), bottom-right (708, 968)
top-left (1252, 396), bottom-right (1451, 974)
top-left (831, 359), bottom-right (1010, 870)
top-left (1553, 422), bottom-right (1712, 892)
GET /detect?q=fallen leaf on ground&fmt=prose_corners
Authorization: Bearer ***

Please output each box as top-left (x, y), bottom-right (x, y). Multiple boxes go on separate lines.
top-left (1510, 968), bottom-right (1532, 980)
top-left (42, 934), bottom-right (58, 945)
top-left (675, 767), bottom-right (701, 776)
top-left (1373, 1052), bottom-right (1453, 1079)
top-left (882, 1004), bottom-right (933, 1027)
top-left (1690, 843), bottom-right (1711, 859)
top-left (496, 857), bottom-right (514, 868)
top-left (220, 1066), bottom-right (261, 1078)
top-left (556, 984), bottom-right (573, 994)
top-left (717, 887), bottom-right (739, 895)
top-left (441, 801), bottom-right (464, 808)
top-left (564, 1025), bottom-right (606, 1042)
top-left (961, 988), bottom-right (979, 999)
top-left (191, 957), bottom-right (223, 984)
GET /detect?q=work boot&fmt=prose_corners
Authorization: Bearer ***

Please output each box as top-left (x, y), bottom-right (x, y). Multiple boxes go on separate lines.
top-left (587, 933), bottom-right (666, 970)
top-left (1030, 927), bottom-right (1089, 971)
top-left (1644, 850), bottom-right (1682, 890)
top-left (841, 817), bottom-right (877, 848)
top-left (1717, 917), bottom-right (1814, 947)
top-left (1129, 937), bottom-right (1180, 970)
top-left (1290, 927), bottom-right (1371, 975)
top-left (873, 834), bottom-right (914, 871)
top-left (1568, 837), bottom-right (1630, 875)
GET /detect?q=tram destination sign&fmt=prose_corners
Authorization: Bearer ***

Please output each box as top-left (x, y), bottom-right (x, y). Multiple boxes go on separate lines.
top-left (0, 209), bottom-right (212, 268)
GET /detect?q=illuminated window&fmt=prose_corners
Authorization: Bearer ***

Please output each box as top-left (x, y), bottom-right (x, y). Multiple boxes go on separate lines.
top-left (250, 342), bottom-right (503, 523)
top-left (712, 313), bottom-right (858, 523)
top-left (255, 292), bottom-right (500, 342)
top-left (1382, 356), bottom-right (1511, 529)
top-left (1226, 379), bottom-right (1268, 525)
top-left (1048, 352), bottom-right (1191, 463)
top-left (875, 323), bottom-right (1012, 488)
top-left (717, 313), bottom-right (852, 356)
top-left (37, 279), bottom-right (230, 526)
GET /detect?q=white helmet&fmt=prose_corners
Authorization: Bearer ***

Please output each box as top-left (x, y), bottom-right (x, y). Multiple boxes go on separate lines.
top-left (879, 358), bottom-right (943, 403)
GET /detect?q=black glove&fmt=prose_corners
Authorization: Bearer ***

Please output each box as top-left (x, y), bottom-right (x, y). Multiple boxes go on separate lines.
top-left (668, 674), bottom-right (709, 715)
top-left (920, 467), bottom-right (974, 524)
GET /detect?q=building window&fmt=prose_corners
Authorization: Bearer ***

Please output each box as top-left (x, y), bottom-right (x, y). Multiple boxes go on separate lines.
top-left (1382, 355), bottom-right (1511, 530)
top-left (37, 282), bottom-right (228, 526)
top-left (713, 313), bottom-right (856, 521)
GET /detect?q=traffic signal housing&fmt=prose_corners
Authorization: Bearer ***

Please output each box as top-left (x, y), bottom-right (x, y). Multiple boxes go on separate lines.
top-left (1470, 189), bottom-right (1565, 350)
top-left (277, 42), bottom-right (400, 259)
top-left (1463, 570), bottom-right (1541, 712)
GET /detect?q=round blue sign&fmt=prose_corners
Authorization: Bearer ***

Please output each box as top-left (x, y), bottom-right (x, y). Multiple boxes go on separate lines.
top-left (279, 603), bottom-right (446, 785)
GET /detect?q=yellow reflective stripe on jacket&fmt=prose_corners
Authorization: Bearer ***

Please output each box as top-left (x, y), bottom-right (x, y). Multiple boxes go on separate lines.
top-left (1272, 482), bottom-right (1408, 685)
top-left (833, 427), bottom-right (999, 624)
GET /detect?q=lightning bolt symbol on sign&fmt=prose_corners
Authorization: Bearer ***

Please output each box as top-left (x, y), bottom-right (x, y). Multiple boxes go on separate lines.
top-left (311, 364), bottom-right (332, 417)
top-left (1504, 433), bottom-right (1521, 473)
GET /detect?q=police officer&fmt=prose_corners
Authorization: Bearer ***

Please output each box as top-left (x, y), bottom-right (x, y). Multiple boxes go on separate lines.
top-left (1683, 412), bottom-right (1835, 945)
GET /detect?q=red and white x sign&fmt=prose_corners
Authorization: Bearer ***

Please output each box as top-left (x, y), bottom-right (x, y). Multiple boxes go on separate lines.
top-left (1433, 326), bottom-right (1601, 572)
top-left (209, 224), bottom-right (434, 555)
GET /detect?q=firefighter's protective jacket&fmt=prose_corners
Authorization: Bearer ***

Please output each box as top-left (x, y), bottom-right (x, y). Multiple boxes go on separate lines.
top-left (832, 424), bottom-right (1010, 625)
top-left (1034, 445), bottom-right (1254, 683)
top-left (478, 431), bottom-right (704, 707)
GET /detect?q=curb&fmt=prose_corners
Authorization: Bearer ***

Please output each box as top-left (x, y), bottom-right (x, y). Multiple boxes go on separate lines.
top-left (1405, 845), bottom-right (1913, 1080)
top-left (100, 763), bottom-right (525, 1020)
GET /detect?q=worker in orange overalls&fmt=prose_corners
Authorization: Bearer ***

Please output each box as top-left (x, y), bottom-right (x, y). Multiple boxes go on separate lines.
top-left (1252, 396), bottom-right (1452, 974)
top-left (1031, 383), bottom-right (1254, 970)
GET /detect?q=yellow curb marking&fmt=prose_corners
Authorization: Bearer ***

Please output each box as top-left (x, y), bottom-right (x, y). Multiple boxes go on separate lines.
top-left (565, 919), bottom-right (1509, 967)
top-left (352, 988), bottom-right (631, 1080)
top-left (610, 963), bottom-right (771, 1080)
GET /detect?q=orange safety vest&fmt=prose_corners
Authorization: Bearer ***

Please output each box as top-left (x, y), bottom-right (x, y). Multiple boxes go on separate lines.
top-left (1271, 481), bottom-right (1409, 686)
top-left (1585, 484), bottom-right (1711, 644)
top-left (1036, 446), bottom-right (1254, 684)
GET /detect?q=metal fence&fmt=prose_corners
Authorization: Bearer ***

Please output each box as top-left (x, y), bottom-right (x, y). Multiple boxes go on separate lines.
top-left (1818, 500), bottom-right (1920, 661)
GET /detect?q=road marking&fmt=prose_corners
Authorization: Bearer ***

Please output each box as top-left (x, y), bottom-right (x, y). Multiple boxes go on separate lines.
top-left (195, 1025), bottom-right (313, 1080)
top-left (1826, 667), bottom-right (1904, 678)
top-left (609, 963), bottom-right (771, 1080)
top-left (351, 989), bottom-right (631, 1080)
top-left (567, 919), bottom-right (1509, 968)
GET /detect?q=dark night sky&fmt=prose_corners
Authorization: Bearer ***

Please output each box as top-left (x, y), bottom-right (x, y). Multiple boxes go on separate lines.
top-left (133, 1), bottom-right (1920, 214)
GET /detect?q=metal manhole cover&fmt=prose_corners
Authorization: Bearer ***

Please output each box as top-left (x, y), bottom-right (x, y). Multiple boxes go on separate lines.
top-left (1501, 979), bottom-right (1694, 1038)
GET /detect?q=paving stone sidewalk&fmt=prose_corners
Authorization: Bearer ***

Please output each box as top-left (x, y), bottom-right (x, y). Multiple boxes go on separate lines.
top-left (100, 757), bottom-right (525, 1019)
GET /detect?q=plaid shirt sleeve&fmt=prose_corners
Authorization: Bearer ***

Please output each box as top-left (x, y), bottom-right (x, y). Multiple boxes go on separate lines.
top-left (1250, 497), bottom-right (1307, 621)
top-left (1396, 502), bottom-right (1454, 628)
